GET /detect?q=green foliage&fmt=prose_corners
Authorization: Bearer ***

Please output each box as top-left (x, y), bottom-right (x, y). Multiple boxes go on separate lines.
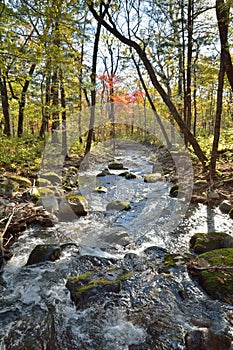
top-left (0, 135), bottom-right (45, 174)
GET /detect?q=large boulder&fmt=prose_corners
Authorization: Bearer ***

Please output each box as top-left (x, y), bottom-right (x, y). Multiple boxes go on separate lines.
top-left (66, 267), bottom-right (132, 308)
top-left (106, 200), bottom-right (131, 211)
top-left (26, 244), bottom-right (61, 266)
top-left (185, 328), bottom-right (231, 350)
top-left (190, 232), bottom-right (233, 254)
top-left (187, 248), bottom-right (233, 304)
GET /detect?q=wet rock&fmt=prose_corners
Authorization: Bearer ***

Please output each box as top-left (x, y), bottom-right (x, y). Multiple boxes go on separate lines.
top-left (159, 253), bottom-right (190, 273)
top-left (66, 267), bottom-right (132, 308)
top-left (66, 194), bottom-right (88, 216)
top-left (40, 172), bottom-right (61, 184)
top-left (95, 186), bottom-right (107, 193)
top-left (104, 231), bottom-right (130, 246)
top-left (187, 248), bottom-right (233, 304)
top-left (144, 173), bottom-right (163, 183)
top-left (190, 232), bottom-right (233, 254)
top-left (106, 200), bottom-right (131, 211)
top-left (0, 248), bottom-right (13, 273)
top-left (169, 183), bottom-right (179, 197)
top-left (108, 161), bottom-right (126, 170)
top-left (219, 200), bottom-right (233, 216)
top-left (26, 244), bottom-right (61, 266)
top-left (125, 172), bottom-right (137, 180)
top-left (185, 328), bottom-right (231, 350)
top-left (40, 193), bottom-right (59, 212)
top-left (96, 168), bottom-right (111, 177)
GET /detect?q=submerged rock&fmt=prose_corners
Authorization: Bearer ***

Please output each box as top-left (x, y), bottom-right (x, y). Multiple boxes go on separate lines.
top-left (104, 231), bottom-right (130, 246)
top-left (185, 328), bottom-right (231, 350)
top-left (187, 248), bottom-right (233, 304)
top-left (190, 232), bottom-right (233, 254)
top-left (26, 244), bottom-right (61, 266)
top-left (66, 267), bottom-right (132, 308)
top-left (106, 200), bottom-right (131, 211)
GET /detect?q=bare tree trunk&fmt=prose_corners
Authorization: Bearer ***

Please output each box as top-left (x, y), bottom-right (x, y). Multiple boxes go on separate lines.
top-left (88, 2), bottom-right (208, 168)
top-left (210, 55), bottom-right (225, 179)
top-left (40, 58), bottom-right (51, 138)
top-left (59, 68), bottom-right (67, 156)
top-left (216, 0), bottom-right (233, 90)
top-left (0, 73), bottom-right (11, 137)
top-left (17, 63), bottom-right (36, 137)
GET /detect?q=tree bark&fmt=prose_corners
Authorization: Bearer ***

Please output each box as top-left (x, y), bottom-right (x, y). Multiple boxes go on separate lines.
top-left (210, 55), bottom-right (225, 178)
top-left (59, 68), bottom-right (67, 156)
top-left (17, 63), bottom-right (36, 137)
top-left (0, 73), bottom-right (11, 137)
top-left (216, 0), bottom-right (233, 91)
top-left (88, 1), bottom-right (208, 168)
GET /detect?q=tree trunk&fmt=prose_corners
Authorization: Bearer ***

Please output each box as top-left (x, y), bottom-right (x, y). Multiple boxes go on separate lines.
top-left (0, 73), bottom-right (11, 137)
top-left (88, 2), bottom-right (208, 168)
top-left (59, 68), bottom-right (67, 156)
top-left (40, 58), bottom-right (51, 138)
top-left (85, 7), bottom-right (105, 156)
top-left (186, 0), bottom-right (194, 132)
top-left (132, 54), bottom-right (172, 148)
top-left (210, 55), bottom-right (225, 179)
top-left (17, 63), bottom-right (36, 137)
top-left (51, 68), bottom-right (60, 143)
top-left (216, 0), bottom-right (233, 91)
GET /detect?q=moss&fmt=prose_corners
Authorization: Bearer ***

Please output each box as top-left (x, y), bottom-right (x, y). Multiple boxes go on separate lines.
top-left (144, 173), bottom-right (163, 183)
top-left (39, 187), bottom-right (54, 197)
top-left (66, 267), bottom-right (133, 306)
top-left (190, 232), bottom-right (233, 254)
top-left (106, 200), bottom-right (131, 211)
top-left (189, 248), bottom-right (233, 304)
top-left (9, 175), bottom-right (32, 187)
top-left (40, 172), bottom-right (61, 184)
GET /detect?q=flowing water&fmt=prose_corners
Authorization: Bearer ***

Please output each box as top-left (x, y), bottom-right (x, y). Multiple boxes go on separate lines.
top-left (0, 140), bottom-right (233, 349)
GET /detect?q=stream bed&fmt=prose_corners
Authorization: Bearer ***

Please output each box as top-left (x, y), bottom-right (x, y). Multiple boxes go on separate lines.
top-left (0, 140), bottom-right (233, 349)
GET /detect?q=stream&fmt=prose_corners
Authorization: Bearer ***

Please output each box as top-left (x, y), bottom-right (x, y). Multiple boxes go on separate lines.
top-left (0, 140), bottom-right (233, 350)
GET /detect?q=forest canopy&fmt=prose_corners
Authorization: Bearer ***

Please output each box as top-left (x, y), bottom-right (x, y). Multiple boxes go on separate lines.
top-left (0, 0), bottom-right (233, 178)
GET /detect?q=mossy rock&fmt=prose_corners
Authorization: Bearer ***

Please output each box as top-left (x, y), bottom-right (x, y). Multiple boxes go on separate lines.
top-left (95, 186), bottom-right (107, 193)
top-left (96, 168), bottom-right (111, 177)
top-left (190, 232), bottom-right (233, 254)
top-left (39, 187), bottom-right (54, 197)
top-left (106, 200), bottom-right (131, 211)
top-left (8, 175), bottom-right (32, 187)
top-left (108, 161), bottom-right (126, 170)
top-left (125, 172), bottom-right (137, 180)
top-left (159, 253), bottom-right (191, 273)
top-left (37, 178), bottom-right (52, 187)
top-left (40, 172), bottom-right (61, 184)
top-left (144, 173), bottom-right (163, 183)
top-left (0, 179), bottom-right (19, 196)
top-left (26, 244), bottom-right (61, 266)
top-left (66, 194), bottom-right (88, 216)
top-left (66, 267), bottom-right (132, 308)
top-left (188, 248), bottom-right (233, 304)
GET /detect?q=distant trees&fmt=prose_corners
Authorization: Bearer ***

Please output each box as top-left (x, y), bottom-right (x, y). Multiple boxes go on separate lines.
top-left (0, 0), bottom-right (233, 177)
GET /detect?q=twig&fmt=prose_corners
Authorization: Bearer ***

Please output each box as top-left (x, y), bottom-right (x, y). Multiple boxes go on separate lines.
top-left (0, 208), bottom-right (15, 243)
